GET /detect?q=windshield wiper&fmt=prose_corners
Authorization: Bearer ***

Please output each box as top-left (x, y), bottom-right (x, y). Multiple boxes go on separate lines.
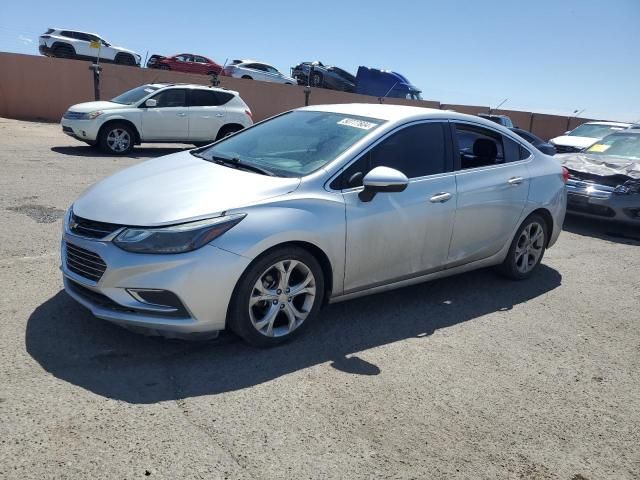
top-left (210, 155), bottom-right (275, 176)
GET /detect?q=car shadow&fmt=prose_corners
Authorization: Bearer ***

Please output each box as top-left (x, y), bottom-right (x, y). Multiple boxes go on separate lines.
top-left (26, 266), bottom-right (561, 404)
top-left (563, 215), bottom-right (640, 245)
top-left (51, 145), bottom-right (190, 159)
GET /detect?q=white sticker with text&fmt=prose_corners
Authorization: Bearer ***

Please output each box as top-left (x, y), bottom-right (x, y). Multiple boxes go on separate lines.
top-left (338, 118), bottom-right (378, 130)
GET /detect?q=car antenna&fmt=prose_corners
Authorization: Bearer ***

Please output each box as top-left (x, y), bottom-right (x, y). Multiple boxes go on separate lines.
top-left (379, 81), bottom-right (399, 104)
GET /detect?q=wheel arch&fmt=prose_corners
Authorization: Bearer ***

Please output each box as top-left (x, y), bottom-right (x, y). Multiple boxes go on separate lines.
top-left (215, 123), bottom-right (245, 140)
top-left (98, 118), bottom-right (141, 144)
top-left (51, 42), bottom-right (75, 54)
top-left (528, 207), bottom-right (554, 247)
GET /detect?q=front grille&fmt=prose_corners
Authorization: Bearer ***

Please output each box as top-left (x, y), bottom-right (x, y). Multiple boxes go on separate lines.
top-left (555, 145), bottom-right (582, 154)
top-left (67, 279), bottom-right (133, 313)
top-left (70, 213), bottom-right (122, 239)
top-left (63, 111), bottom-right (86, 120)
top-left (62, 126), bottom-right (74, 133)
top-left (65, 242), bottom-right (107, 282)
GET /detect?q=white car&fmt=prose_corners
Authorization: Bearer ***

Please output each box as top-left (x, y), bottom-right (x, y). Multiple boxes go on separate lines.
top-left (39, 28), bottom-right (141, 66)
top-left (222, 60), bottom-right (296, 85)
top-left (550, 121), bottom-right (631, 153)
top-left (61, 83), bottom-right (253, 154)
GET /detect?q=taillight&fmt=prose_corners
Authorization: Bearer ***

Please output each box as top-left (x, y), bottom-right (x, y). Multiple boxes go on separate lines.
top-left (562, 167), bottom-right (570, 183)
top-left (245, 109), bottom-right (253, 120)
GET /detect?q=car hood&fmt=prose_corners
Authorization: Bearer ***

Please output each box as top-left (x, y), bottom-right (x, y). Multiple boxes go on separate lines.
top-left (549, 135), bottom-right (598, 148)
top-left (68, 101), bottom-right (127, 113)
top-left (558, 153), bottom-right (640, 180)
top-left (72, 151), bottom-right (301, 226)
top-left (113, 46), bottom-right (139, 56)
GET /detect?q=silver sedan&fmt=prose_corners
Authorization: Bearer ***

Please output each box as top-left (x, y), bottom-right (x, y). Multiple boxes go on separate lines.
top-left (61, 104), bottom-right (567, 346)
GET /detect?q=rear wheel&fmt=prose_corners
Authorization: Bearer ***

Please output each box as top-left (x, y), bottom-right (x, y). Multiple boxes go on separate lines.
top-left (53, 44), bottom-right (74, 59)
top-left (115, 54), bottom-right (136, 66)
top-left (229, 247), bottom-right (324, 347)
top-left (159, 64), bottom-right (170, 70)
top-left (215, 124), bottom-right (243, 140)
top-left (98, 122), bottom-right (135, 155)
top-left (498, 213), bottom-right (548, 280)
top-left (241, 75), bottom-right (253, 80)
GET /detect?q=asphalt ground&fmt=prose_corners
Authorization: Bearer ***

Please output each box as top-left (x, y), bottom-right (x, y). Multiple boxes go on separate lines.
top-left (0, 117), bottom-right (638, 479)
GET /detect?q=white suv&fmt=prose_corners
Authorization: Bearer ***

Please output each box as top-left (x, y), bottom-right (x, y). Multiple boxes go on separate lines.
top-left (39, 28), bottom-right (141, 66)
top-left (61, 84), bottom-right (253, 154)
top-left (222, 60), bottom-right (297, 84)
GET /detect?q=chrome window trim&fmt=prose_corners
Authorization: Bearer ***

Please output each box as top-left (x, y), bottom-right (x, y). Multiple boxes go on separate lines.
top-left (324, 118), bottom-right (452, 192)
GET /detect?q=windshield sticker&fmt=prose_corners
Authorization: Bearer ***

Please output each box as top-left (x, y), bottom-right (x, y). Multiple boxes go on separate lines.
top-left (588, 144), bottom-right (611, 153)
top-left (338, 118), bottom-right (378, 130)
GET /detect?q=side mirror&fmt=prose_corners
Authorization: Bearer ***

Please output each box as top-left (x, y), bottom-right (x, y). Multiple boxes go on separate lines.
top-left (359, 166), bottom-right (408, 202)
top-left (145, 98), bottom-right (157, 108)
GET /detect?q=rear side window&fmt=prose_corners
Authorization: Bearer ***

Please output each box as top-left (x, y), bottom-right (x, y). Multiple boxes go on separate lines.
top-left (60, 31), bottom-right (75, 38)
top-left (455, 124), bottom-right (505, 169)
top-left (503, 136), bottom-right (521, 163)
top-left (519, 145), bottom-right (532, 159)
top-left (44, 28), bottom-right (55, 34)
top-left (152, 89), bottom-right (187, 108)
top-left (189, 90), bottom-right (234, 107)
top-left (194, 56), bottom-right (208, 63)
top-left (332, 122), bottom-right (448, 189)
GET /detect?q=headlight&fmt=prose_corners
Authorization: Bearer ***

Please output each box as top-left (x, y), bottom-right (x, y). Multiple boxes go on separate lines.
top-left (113, 214), bottom-right (246, 254)
top-left (83, 111), bottom-right (103, 120)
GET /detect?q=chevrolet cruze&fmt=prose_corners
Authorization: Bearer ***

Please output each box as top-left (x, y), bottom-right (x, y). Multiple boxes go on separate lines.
top-left (61, 104), bottom-right (567, 347)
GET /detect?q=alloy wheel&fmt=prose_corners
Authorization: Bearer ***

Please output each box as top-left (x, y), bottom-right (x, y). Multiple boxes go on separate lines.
top-left (514, 221), bottom-right (545, 274)
top-left (249, 259), bottom-right (316, 338)
top-left (106, 128), bottom-right (131, 153)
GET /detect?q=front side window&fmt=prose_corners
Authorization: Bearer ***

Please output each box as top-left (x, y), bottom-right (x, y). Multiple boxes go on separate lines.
top-left (199, 111), bottom-right (385, 177)
top-left (152, 89), bottom-right (187, 108)
top-left (111, 85), bottom-right (160, 105)
top-left (335, 122), bottom-right (448, 189)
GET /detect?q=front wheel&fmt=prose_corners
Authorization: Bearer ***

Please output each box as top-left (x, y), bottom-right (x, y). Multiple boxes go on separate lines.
top-left (498, 213), bottom-right (548, 280)
top-left (98, 123), bottom-right (135, 155)
top-left (229, 247), bottom-right (324, 347)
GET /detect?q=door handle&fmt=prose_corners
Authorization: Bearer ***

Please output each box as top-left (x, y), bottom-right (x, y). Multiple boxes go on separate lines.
top-left (508, 176), bottom-right (524, 185)
top-left (177, 113), bottom-right (186, 117)
top-left (215, 113), bottom-right (224, 117)
top-left (429, 192), bottom-right (452, 203)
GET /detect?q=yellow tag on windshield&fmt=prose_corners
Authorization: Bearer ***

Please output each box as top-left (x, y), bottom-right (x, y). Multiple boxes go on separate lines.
top-left (587, 143), bottom-right (610, 153)
top-left (89, 40), bottom-right (101, 49)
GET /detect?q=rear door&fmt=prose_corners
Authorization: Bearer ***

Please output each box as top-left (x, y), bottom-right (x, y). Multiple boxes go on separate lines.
top-left (188, 89), bottom-right (228, 141)
top-left (244, 63), bottom-right (266, 81)
top-left (447, 122), bottom-right (531, 265)
top-left (140, 88), bottom-right (189, 140)
top-left (193, 56), bottom-right (210, 74)
top-left (337, 121), bottom-right (457, 293)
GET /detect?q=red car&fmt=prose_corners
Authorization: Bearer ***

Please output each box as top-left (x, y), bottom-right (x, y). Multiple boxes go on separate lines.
top-left (147, 53), bottom-right (222, 76)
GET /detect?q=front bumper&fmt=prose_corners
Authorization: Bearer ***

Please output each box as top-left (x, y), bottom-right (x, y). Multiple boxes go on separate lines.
top-left (566, 180), bottom-right (640, 224)
top-left (60, 118), bottom-right (101, 142)
top-left (61, 232), bottom-right (251, 336)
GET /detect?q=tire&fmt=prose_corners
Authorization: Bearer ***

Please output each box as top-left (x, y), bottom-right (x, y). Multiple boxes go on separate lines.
top-left (311, 72), bottom-right (323, 87)
top-left (241, 75), bottom-right (253, 80)
top-left (215, 124), bottom-right (243, 141)
top-left (498, 213), bottom-right (548, 280)
top-left (115, 54), bottom-right (135, 66)
top-left (98, 122), bottom-right (135, 155)
top-left (53, 44), bottom-right (74, 59)
top-left (229, 247), bottom-right (325, 347)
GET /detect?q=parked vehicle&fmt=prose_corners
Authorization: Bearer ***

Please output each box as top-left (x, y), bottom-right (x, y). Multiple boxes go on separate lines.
top-left (478, 114), bottom-right (514, 128)
top-left (509, 127), bottom-right (557, 155)
top-left (559, 129), bottom-right (640, 225)
top-left (291, 61), bottom-right (356, 91)
top-left (61, 104), bottom-right (566, 346)
top-left (222, 60), bottom-right (296, 84)
top-left (39, 28), bottom-right (140, 66)
top-left (146, 53), bottom-right (222, 76)
top-left (61, 83), bottom-right (252, 154)
top-left (549, 121), bottom-right (631, 153)
top-left (354, 66), bottom-right (422, 100)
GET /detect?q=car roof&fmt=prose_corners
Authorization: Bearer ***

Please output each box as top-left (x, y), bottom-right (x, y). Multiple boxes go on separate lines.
top-left (147, 83), bottom-right (238, 95)
top-left (299, 103), bottom-right (513, 128)
top-left (53, 28), bottom-right (101, 37)
top-left (582, 121), bottom-right (631, 127)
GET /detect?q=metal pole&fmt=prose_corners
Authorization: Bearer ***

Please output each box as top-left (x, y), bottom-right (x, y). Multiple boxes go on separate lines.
top-left (304, 86), bottom-right (311, 106)
top-left (89, 64), bottom-right (102, 101)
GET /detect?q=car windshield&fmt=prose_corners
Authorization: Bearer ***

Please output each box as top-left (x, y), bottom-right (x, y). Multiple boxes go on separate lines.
top-left (111, 85), bottom-right (160, 105)
top-left (584, 133), bottom-right (640, 160)
top-left (568, 123), bottom-right (626, 138)
top-left (198, 111), bottom-right (385, 177)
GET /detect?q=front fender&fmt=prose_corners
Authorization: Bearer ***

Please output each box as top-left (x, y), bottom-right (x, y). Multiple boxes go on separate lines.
top-left (211, 197), bottom-right (346, 295)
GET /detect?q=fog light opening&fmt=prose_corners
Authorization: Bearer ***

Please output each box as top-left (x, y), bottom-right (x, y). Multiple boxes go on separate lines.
top-left (127, 288), bottom-right (187, 314)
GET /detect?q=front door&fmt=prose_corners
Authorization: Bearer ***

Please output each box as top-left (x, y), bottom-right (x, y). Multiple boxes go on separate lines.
top-left (338, 121), bottom-right (456, 293)
top-left (447, 122), bottom-right (531, 264)
top-left (140, 88), bottom-right (189, 141)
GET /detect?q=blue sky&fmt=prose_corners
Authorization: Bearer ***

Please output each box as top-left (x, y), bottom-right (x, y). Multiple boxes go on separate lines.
top-left (1, 0), bottom-right (638, 121)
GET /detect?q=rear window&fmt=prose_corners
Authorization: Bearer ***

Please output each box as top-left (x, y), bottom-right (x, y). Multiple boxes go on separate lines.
top-left (44, 28), bottom-right (54, 34)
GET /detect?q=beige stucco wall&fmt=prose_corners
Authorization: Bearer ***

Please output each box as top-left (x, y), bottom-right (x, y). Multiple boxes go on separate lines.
top-left (0, 52), bottom-right (597, 139)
